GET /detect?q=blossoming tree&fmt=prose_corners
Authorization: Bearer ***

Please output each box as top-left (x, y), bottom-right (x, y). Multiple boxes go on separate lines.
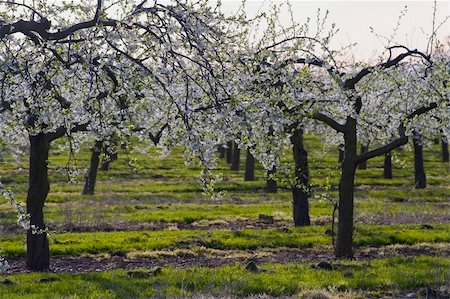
top-left (0, 0), bottom-right (242, 271)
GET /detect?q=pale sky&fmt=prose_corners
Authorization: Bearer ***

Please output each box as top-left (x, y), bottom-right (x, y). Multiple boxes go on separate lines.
top-left (220, 1), bottom-right (450, 62)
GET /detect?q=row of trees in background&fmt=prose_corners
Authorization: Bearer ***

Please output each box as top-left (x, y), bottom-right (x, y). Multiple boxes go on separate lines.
top-left (222, 133), bottom-right (448, 186)
top-left (0, 0), bottom-right (448, 270)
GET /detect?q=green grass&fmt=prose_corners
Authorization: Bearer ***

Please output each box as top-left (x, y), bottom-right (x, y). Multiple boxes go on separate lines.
top-left (1, 135), bottom-right (448, 199)
top-left (0, 256), bottom-right (449, 298)
top-left (1, 224), bottom-right (449, 258)
top-left (1, 134), bottom-right (449, 297)
top-left (1, 192), bottom-right (448, 228)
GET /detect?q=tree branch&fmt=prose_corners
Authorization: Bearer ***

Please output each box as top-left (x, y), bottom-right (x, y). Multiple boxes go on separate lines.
top-left (344, 48), bottom-right (431, 89)
top-left (47, 123), bottom-right (89, 142)
top-left (355, 102), bottom-right (438, 164)
top-left (355, 136), bottom-right (408, 164)
top-left (149, 123), bottom-right (168, 145)
top-left (406, 102), bottom-right (437, 120)
top-left (312, 112), bottom-right (345, 133)
top-left (0, 0), bottom-right (118, 41)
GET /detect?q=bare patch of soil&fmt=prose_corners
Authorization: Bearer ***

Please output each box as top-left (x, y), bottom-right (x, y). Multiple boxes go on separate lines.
top-left (4, 244), bottom-right (450, 275)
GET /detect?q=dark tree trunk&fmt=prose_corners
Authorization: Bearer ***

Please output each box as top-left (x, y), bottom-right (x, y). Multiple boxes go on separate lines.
top-left (244, 149), bottom-right (255, 181)
top-left (82, 140), bottom-right (103, 195)
top-left (121, 135), bottom-right (130, 150)
top-left (100, 150), bottom-right (117, 171)
top-left (335, 117), bottom-right (357, 258)
top-left (383, 152), bottom-right (393, 179)
top-left (413, 134), bottom-right (426, 189)
top-left (230, 143), bottom-right (240, 171)
top-left (26, 133), bottom-right (50, 271)
top-left (266, 166), bottom-right (277, 193)
top-left (218, 145), bottom-right (225, 159)
top-left (358, 144), bottom-right (368, 169)
top-left (291, 129), bottom-right (310, 226)
top-left (338, 144), bottom-right (344, 163)
top-left (442, 137), bottom-right (449, 163)
top-left (225, 141), bottom-right (232, 164)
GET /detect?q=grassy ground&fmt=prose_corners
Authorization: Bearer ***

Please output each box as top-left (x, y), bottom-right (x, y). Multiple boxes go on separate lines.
top-left (1, 224), bottom-right (450, 257)
top-left (0, 135), bottom-right (449, 298)
top-left (1, 257), bottom-right (449, 298)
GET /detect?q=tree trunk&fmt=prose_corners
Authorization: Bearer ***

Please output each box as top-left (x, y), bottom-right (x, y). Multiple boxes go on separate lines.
top-left (266, 166), bottom-right (277, 193)
top-left (291, 129), bottom-right (310, 226)
top-left (218, 145), bottom-right (225, 159)
top-left (358, 144), bottom-right (368, 169)
top-left (230, 142), bottom-right (240, 171)
top-left (225, 141), bottom-right (232, 164)
top-left (82, 140), bottom-right (103, 195)
top-left (100, 149), bottom-right (117, 171)
top-left (383, 152), bottom-right (393, 179)
top-left (442, 137), bottom-right (449, 163)
top-left (335, 117), bottom-right (357, 258)
top-left (338, 144), bottom-right (344, 163)
top-left (244, 149), bottom-right (255, 181)
top-left (413, 134), bottom-right (426, 189)
top-left (26, 133), bottom-right (50, 271)
top-left (121, 135), bottom-right (130, 150)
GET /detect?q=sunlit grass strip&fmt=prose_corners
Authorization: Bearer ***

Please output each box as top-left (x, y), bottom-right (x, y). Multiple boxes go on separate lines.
top-left (1, 224), bottom-right (449, 258)
top-left (0, 256), bottom-right (449, 298)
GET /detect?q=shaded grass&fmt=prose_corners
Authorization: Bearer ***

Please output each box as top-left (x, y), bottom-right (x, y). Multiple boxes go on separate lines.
top-left (0, 256), bottom-right (449, 298)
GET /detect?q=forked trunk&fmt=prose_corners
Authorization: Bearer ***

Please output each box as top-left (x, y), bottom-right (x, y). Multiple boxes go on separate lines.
top-left (335, 117), bottom-right (357, 258)
top-left (383, 152), bottom-right (393, 179)
top-left (413, 134), bottom-right (426, 189)
top-left (26, 133), bottom-right (50, 271)
top-left (244, 149), bottom-right (255, 181)
top-left (83, 140), bottom-right (103, 195)
top-left (291, 128), bottom-right (310, 226)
